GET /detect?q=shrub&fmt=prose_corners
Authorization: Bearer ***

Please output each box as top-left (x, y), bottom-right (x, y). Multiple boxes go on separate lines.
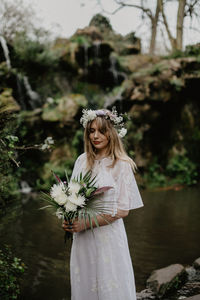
top-left (0, 245), bottom-right (26, 300)
top-left (166, 154), bottom-right (198, 185)
top-left (143, 157), bottom-right (167, 188)
top-left (13, 34), bottom-right (59, 70)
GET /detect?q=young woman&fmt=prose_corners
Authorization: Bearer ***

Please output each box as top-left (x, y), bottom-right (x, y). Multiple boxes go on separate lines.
top-left (62, 108), bottom-right (144, 300)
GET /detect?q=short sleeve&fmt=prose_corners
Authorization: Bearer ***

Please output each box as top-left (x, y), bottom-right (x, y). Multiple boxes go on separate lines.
top-left (71, 153), bottom-right (86, 180)
top-left (114, 160), bottom-right (144, 211)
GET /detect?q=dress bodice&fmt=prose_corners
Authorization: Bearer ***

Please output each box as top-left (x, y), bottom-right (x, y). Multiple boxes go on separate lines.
top-left (71, 153), bottom-right (144, 214)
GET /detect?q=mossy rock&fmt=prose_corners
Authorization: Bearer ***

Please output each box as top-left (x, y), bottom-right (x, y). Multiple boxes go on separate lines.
top-left (42, 94), bottom-right (87, 124)
top-left (89, 14), bottom-right (113, 32)
top-left (0, 89), bottom-right (20, 114)
top-left (73, 27), bottom-right (102, 43)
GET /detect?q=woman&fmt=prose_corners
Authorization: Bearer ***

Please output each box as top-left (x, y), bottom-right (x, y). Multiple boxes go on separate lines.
top-left (63, 108), bottom-right (144, 300)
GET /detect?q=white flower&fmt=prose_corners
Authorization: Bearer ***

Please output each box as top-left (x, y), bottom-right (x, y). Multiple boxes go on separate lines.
top-left (41, 144), bottom-right (48, 150)
top-left (87, 110), bottom-right (97, 121)
top-left (68, 193), bottom-right (86, 207)
top-left (64, 201), bottom-right (77, 212)
top-left (41, 136), bottom-right (54, 150)
top-left (80, 109), bottom-right (97, 128)
top-left (55, 208), bottom-right (64, 219)
top-left (45, 136), bottom-right (54, 144)
top-left (68, 181), bottom-right (81, 194)
top-left (118, 128), bottom-right (127, 138)
top-left (50, 183), bottom-right (68, 205)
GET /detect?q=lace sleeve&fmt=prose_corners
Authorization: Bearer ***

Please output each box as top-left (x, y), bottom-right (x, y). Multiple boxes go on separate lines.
top-left (115, 160), bottom-right (144, 211)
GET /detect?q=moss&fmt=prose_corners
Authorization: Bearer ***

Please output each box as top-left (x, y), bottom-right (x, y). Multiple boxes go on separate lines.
top-left (42, 94), bottom-right (87, 123)
top-left (89, 14), bottom-right (113, 32)
top-left (0, 89), bottom-right (20, 114)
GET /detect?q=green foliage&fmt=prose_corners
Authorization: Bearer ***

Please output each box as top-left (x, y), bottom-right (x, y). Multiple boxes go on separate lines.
top-left (89, 14), bottom-right (113, 32)
top-left (165, 44), bottom-right (200, 59)
top-left (71, 36), bottom-right (90, 47)
top-left (0, 245), bottom-right (26, 300)
top-left (143, 158), bottom-right (167, 188)
top-left (149, 63), bottom-right (166, 76)
top-left (36, 158), bottom-right (75, 191)
top-left (72, 129), bottom-right (84, 151)
top-left (165, 50), bottom-right (185, 59)
top-left (170, 78), bottom-right (184, 91)
top-left (13, 34), bottom-right (59, 70)
top-left (0, 112), bottom-right (21, 207)
top-left (144, 153), bottom-right (198, 189)
top-left (166, 154), bottom-right (198, 185)
top-left (185, 44), bottom-right (200, 56)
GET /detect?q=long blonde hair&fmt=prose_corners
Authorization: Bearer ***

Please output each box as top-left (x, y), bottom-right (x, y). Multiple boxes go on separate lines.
top-left (84, 110), bottom-right (137, 173)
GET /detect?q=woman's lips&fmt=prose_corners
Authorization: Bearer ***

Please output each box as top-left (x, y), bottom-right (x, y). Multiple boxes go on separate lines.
top-left (93, 141), bottom-right (101, 145)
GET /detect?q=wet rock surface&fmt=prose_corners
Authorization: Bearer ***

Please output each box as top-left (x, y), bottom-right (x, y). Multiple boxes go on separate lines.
top-left (137, 259), bottom-right (200, 300)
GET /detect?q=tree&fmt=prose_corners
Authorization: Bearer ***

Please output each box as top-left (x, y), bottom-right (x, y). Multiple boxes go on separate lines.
top-left (96, 0), bottom-right (200, 53)
top-left (0, 0), bottom-right (37, 42)
top-left (161, 0), bottom-right (200, 51)
top-left (97, 0), bottom-right (163, 54)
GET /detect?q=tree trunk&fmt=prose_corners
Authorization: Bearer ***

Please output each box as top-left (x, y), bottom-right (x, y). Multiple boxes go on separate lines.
top-left (176, 0), bottom-right (186, 50)
top-left (149, 0), bottom-right (162, 54)
top-left (160, 0), bottom-right (176, 50)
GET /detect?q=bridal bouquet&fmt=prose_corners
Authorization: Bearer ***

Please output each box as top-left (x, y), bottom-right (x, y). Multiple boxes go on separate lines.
top-left (40, 170), bottom-right (113, 241)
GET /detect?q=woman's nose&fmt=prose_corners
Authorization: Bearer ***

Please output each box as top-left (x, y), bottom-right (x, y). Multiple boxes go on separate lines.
top-left (94, 131), bottom-right (99, 138)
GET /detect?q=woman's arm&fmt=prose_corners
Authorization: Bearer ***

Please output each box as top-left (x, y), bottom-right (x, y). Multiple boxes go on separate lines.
top-left (62, 209), bottom-right (129, 233)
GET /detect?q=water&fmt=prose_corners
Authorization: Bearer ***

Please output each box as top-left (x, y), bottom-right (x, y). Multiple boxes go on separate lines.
top-left (109, 55), bottom-right (119, 84)
top-left (0, 35), bottom-right (11, 69)
top-left (23, 76), bottom-right (41, 108)
top-left (0, 186), bottom-right (200, 299)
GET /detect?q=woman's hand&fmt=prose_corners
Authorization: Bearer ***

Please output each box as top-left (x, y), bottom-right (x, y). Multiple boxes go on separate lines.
top-left (62, 209), bottom-right (129, 233)
top-left (62, 219), bottom-right (86, 233)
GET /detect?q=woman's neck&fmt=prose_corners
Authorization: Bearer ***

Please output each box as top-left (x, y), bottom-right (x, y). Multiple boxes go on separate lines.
top-left (95, 149), bottom-right (109, 159)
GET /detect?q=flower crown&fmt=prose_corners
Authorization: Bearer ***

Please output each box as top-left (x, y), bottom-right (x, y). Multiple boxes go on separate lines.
top-left (80, 107), bottom-right (127, 138)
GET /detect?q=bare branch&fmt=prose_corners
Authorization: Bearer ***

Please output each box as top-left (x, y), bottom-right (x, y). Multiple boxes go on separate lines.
top-left (113, 0), bottom-right (153, 20)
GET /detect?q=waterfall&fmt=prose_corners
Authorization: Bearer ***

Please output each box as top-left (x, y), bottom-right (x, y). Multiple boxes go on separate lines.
top-left (16, 74), bottom-right (26, 110)
top-left (0, 35), bottom-right (11, 69)
top-left (23, 76), bottom-right (41, 109)
top-left (20, 181), bottom-right (32, 194)
top-left (93, 40), bottom-right (101, 59)
top-left (109, 55), bottom-right (119, 84)
top-left (83, 44), bottom-right (89, 75)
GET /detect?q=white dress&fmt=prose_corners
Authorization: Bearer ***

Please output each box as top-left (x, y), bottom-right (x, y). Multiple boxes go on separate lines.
top-left (70, 153), bottom-right (144, 300)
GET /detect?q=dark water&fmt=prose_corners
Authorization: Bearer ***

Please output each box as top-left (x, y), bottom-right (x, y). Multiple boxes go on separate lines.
top-left (0, 186), bottom-right (200, 299)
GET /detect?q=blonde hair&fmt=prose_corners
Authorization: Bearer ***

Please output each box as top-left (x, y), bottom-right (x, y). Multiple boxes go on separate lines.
top-left (83, 109), bottom-right (137, 173)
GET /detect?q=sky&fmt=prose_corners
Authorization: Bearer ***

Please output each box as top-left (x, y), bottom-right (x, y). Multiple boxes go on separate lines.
top-left (24, 0), bottom-right (200, 53)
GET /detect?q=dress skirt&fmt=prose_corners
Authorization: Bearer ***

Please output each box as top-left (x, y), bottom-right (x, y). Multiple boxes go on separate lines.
top-left (70, 218), bottom-right (137, 300)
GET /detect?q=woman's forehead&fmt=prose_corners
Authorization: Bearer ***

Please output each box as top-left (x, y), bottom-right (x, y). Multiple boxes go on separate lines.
top-left (90, 119), bottom-right (102, 129)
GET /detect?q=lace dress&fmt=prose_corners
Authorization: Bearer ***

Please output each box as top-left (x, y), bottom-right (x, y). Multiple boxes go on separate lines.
top-left (70, 153), bottom-right (144, 300)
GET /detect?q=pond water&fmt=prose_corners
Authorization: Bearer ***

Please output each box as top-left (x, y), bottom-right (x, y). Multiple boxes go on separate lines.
top-left (0, 185), bottom-right (200, 300)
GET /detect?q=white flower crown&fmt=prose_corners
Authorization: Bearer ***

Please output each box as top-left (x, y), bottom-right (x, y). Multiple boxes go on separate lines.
top-left (80, 107), bottom-right (127, 138)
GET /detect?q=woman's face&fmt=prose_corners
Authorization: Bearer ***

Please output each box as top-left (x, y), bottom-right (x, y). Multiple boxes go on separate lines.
top-left (89, 120), bottom-right (109, 152)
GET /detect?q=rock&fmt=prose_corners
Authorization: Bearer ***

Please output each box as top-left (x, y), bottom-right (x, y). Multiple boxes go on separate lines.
top-left (136, 288), bottom-right (157, 300)
top-left (193, 258), bottom-right (200, 270)
top-left (39, 143), bottom-right (76, 188)
top-left (185, 294), bottom-right (200, 300)
top-left (146, 263), bottom-right (187, 298)
top-left (0, 88), bottom-right (20, 114)
top-left (89, 14), bottom-right (113, 33)
top-left (75, 26), bottom-right (102, 41)
top-left (42, 94), bottom-right (87, 124)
